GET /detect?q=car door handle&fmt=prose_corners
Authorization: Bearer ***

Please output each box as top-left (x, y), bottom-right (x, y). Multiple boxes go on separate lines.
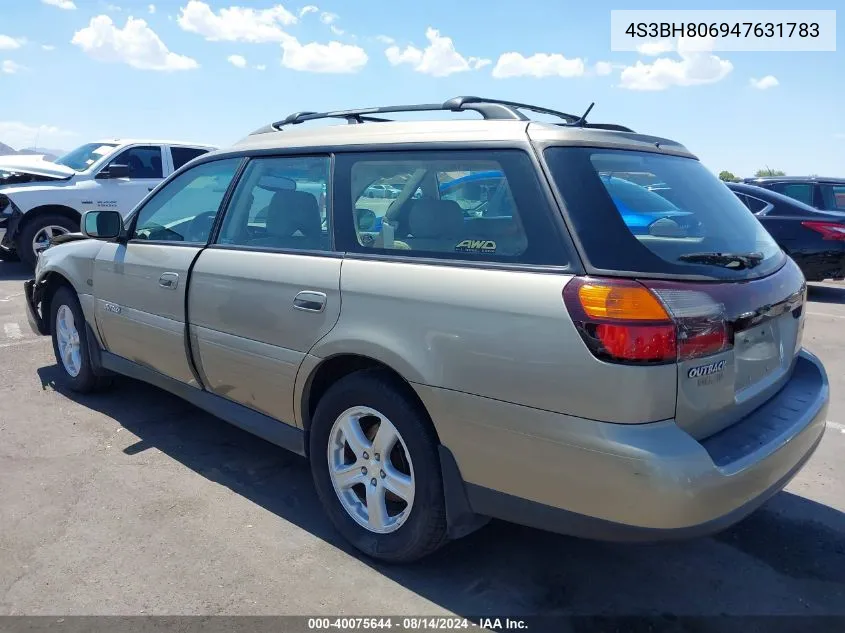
top-left (159, 272), bottom-right (179, 289)
top-left (293, 291), bottom-right (327, 313)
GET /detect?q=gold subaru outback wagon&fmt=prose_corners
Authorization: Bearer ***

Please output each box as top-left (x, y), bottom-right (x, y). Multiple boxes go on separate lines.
top-left (25, 97), bottom-right (829, 562)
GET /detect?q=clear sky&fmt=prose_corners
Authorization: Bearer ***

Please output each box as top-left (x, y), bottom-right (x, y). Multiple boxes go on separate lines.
top-left (0, 0), bottom-right (842, 178)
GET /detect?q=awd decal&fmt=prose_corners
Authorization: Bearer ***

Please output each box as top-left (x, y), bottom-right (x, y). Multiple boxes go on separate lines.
top-left (103, 302), bottom-right (122, 314)
top-left (455, 239), bottom-right (496, 253)
top-left (688, 360), bottom-right (726, 379)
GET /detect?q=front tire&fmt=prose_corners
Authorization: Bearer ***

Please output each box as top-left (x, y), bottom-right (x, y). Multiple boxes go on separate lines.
top-left (310, 370), bottom-right (448, 562)
top-left (50, 285), bottom-right (111, 393)
top-left (18, 214), bottom-right (78, 268)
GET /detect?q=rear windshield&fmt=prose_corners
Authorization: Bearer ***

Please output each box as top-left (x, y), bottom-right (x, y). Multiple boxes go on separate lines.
top-left (544, 147), bottom-right (784, 280)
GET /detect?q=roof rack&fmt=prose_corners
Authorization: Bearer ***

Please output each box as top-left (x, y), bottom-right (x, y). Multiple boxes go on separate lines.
top-left (266, 96), bottom-right (633, 132)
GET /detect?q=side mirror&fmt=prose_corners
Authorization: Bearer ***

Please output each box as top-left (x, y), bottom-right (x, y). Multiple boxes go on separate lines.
top-left (102, 163), bottom-right (130, 179)
top-left (81, 210), bottom-right (124, 240)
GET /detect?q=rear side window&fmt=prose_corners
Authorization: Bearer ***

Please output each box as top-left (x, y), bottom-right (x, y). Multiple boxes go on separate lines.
top-left (217, 156), bottom-right (330, 252)
top-left (820, 184), bottom-right (845, 211)
top-left (171, 146), bottom-right (210, 170)
top-left (771, 182), bottom-right (813, 206)
top-left (735, 193), bottom-right (770, 214)
top-left (109, 146), bottom-right (163, 179)
top-left (341, 150), bottom-right (566, 265)
top-left (544, 147), bottom-right (784, 280)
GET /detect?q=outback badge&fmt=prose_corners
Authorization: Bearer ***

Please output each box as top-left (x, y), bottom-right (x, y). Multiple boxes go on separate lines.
top-left (688, 359), bottom-right (726, 379)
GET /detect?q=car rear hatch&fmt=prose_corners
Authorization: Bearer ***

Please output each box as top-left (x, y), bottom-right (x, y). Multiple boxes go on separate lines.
top-left (544, 143), bottom-right (807, 440)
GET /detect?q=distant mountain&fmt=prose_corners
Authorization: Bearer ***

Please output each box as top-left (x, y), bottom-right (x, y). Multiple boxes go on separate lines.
top-left (0, 143), bottom-right (66, 162)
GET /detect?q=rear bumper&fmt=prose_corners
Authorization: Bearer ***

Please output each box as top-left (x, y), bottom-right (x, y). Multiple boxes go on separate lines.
top-left (421, 349), bottom-right (828, 541)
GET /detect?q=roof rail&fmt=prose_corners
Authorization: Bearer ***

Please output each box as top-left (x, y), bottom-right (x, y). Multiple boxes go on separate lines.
top-left (443, 96), bottom-right (583, 124)
top-left (264, 96), bottom-right (631, 132)
top-left (582, 123), bottom-right (636, 133)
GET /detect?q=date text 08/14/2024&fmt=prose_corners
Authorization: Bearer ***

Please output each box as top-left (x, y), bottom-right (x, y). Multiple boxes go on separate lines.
top-left (307, 617), bottom-right (528, 631)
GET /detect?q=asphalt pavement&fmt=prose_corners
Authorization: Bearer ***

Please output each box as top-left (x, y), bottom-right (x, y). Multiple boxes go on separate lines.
top-left (1, 260), bottom-right (843, 618)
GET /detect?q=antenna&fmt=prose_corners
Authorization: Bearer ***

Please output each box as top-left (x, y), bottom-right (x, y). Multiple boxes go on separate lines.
top-left (573, 102), bottom-right (595, 127)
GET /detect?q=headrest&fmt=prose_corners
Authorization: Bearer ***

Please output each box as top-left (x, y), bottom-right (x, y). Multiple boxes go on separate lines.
top-left (266, 190), bottom-right (321, 237)
top-left (408, 199), bottom-right (464, 238)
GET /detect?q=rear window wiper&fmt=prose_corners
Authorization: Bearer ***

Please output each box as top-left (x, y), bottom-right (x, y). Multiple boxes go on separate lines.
top-left (678, 251), bottom-right (765, 269)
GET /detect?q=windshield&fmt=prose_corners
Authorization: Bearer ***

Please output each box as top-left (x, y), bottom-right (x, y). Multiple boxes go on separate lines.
top-left (54, 143), bottom-right (118, 172)
top-left (544, 147), bottom-right (784, 280)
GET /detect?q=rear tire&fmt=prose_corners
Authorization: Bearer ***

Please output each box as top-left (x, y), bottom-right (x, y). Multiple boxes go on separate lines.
top-left (310, 370), bottom-right (448, 562)
top-left (18, 214), bottom-right (78, 269)
top-left (49, 285), bottom-right (112, 393)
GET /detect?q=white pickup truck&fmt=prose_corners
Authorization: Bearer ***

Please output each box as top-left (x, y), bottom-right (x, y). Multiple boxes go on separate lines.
top-left (0, 139), bottom-right (216, 267)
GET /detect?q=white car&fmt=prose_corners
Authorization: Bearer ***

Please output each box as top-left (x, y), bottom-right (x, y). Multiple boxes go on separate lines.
top-left (0, 139), bottom-right (216, 266)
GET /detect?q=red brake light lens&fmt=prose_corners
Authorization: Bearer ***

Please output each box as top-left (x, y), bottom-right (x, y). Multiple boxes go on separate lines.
top-left (594, 323), bottom-right (676, 362)
top-left (801, 221), bottom-right (845, 241)
top-left (564, 277), bottom-right (731, 365)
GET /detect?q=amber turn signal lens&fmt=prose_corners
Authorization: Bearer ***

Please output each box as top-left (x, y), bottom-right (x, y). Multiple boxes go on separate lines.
top-left (577, 283), bottom-right (670, 321)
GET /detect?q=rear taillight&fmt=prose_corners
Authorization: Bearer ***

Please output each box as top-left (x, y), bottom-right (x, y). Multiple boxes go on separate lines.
top-left (563, 277), bottom-right (730, 365)
top-left (801, 221), bottom-right (845, 240)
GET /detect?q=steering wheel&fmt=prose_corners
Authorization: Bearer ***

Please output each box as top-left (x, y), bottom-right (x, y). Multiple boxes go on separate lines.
top-left (186, 211), bottom-right (218, 242)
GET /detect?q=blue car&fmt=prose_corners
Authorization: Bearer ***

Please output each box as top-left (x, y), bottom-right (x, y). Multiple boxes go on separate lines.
top-left (600, 175), bottom-right (695, 235)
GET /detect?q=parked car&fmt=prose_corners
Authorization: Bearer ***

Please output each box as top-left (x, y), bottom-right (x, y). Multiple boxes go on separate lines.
top-left (24, 97), bottom-right (828, 563)
top-left (437, 169), bottom-right (698, 236)
top-left (742, 176), bottom-right (845, 213)
top-left (362, 183), bottom-right (401, 199)
top-left (0, 139), bottom-right (216, 267)
top-left (726, 182), bottom-right (845, 281)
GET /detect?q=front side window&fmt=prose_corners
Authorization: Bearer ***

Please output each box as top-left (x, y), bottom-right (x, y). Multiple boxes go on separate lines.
top-left (345, 150), bottom-right (564, 264)
top-left (544, 147), bottom-right (784, 280)
top-left (820, 184), bottom-right (845, 211)
top-left (132, 158), bottom-right (241, 243)
top-left (109, 146), bottom-right (164, 179)
top-left (217, 156), bottom-right (330, 252)
top-left (771, 182), bottom-right (813, 206)
top-left (54, 143), bottom-right (118, 172)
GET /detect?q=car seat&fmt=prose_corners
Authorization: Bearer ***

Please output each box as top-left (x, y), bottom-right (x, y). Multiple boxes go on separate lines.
top-left (404, 199), bottom-right (465, 252)
top-left (248, 190), bottom-right (323, 250)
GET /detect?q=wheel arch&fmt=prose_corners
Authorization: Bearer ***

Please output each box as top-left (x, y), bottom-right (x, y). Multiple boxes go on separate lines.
top-left (12, 205), bottom-right (81, 264)
top-left (17, 204), bottom-right (81, 234)
top-left (298, 352), bottom-right (437, 445)
top-left (37, 271), bottom-right (77, 335)
top-left (297, 352), bottom-right (487, 541)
